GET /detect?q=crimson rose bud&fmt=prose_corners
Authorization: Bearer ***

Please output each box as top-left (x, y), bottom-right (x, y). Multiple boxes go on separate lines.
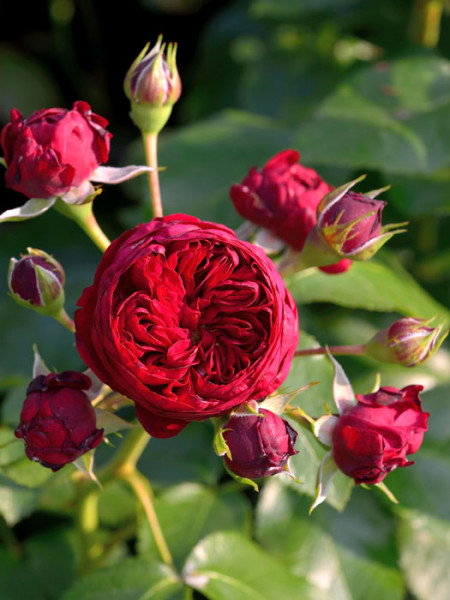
top-left (124, 37), bottom-right (181, 134)
top-left (365, 317), bottom-right (447, 367)
top-left (223, 409), bottom-right (298, 479)
top-left (75, 214), bottom-right (299, 439)
top-left (230, 150), bottom-right (351, 274)
top-left (332, 385), bottom-right (428, 485)
top-left (8, 248), bottom-right (65, 315)
top-left (1, 101), bottom-right (111, 200)
top-left (15, 371), bottom-right (104, 471)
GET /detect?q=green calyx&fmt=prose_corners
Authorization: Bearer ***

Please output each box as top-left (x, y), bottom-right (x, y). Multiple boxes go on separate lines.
top-left (129, 102), bottom-right (173, 136)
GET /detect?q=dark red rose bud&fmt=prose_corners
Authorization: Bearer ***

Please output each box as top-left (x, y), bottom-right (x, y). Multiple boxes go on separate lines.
top-left (318, 191), bottom-right (385, 255)
top-left (1, 101), bottom-right (111, 200)
top-left (75, 214), bottom-right (299, 438)
top-left (332, 385), bottom-right (428, 485)
top-left (15, 371), bottom-right (104, 471)
top-left (8, 248), bottom-right (65, 315)
top-left (230, 150), bottom-right (350, 274)
top-left (222, 409), bottom-right (298, 479)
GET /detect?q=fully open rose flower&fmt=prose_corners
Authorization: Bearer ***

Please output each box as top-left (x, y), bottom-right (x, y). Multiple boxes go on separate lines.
top-left (15, 371), bottom-right (104, 471)
top-left (1, 101), bottom-right (111, 200)
top-left (223, 409), bottom-right (298, 479)
top-left (230, 149), bottom-right (351, 274)
top-left (75, 215), bottom-right (299, 438)
top-left (332, 385), bottom-right (429, 485)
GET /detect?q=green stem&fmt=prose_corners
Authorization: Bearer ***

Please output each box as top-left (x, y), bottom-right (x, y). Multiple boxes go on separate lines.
top-left (106, 427), bottom-right (151, 477)
top-left (54, 307), bottom-right (76, 333)
top-left (77, 488), bottom-right (102, 572)
top-left (54, 200), bottom-right (111, 252)
top-left (295, 344), bottom-right (366, 358)
top-left (409, 0), bottom-right (445, 47)
top-left (0, 514), bottom-right (22, 559)
top-left (123, 470), bottom-right (174, 568)
top-left (142, 132), bottom-right (163, 218)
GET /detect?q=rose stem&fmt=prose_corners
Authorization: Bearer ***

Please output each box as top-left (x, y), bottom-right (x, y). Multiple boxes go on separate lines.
top-left (54, 200), bottom-right (111, 253)
top-left (142, 132), bottom-right (163, 218)
top-left (77, 488), bottom-right (102, 573)
top-left (295, 344), bottom-right (366, 358)
top-left (54, 308), bottom-right (76, 333)
top-left (409, 0), bottom-right (444, 47)
top-left (123, 470), bottom-right (174, 568)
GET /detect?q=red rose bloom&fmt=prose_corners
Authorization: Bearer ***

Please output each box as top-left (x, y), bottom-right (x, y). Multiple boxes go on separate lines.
top-left (1, 101), bottom-right (111, 200)
top-left (15, 371), bottom-right (104, 471)
top-left (75, 215), bottom-right (299, 438)
top-left (223, 409), bottom-right (298, 479)
top-left (230, 149), bottom-right (351, 273)
top-left (332, 385), bottom-right (429, 485)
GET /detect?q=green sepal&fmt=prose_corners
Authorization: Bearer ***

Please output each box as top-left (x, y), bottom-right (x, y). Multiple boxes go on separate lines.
top-left (223, 462), bottom-right (259, 492)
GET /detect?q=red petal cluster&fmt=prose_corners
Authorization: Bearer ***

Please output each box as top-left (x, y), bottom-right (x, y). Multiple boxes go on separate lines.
top-left (1, 101), bottom-right (111, 199)
top-left (75, 215), bottom-right (299, 438)
top-left (15, 371), bottom-right (103, 471)
top-left (332, 385), bottom-right (429, 485)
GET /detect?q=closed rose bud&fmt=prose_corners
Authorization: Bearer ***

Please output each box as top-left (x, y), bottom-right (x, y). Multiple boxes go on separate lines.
top-left (8, 248), bottom-right (65, 316)
top-left (15, 371), bottom-right (104, 471)
top-left (222, 409), bottom-right (298, 479)
top-left (332, 385), bottom-right (428, 485)
top-left (318, 190), bottom-right (387, 257)
top-left (124, 37), bottom-right (181, 134)
top-left (230, 150), bottom-right (350, 274)
top-left (366, 317), bottom-right (447, 367)
top-left (1, 102), bottom-right (111, 201)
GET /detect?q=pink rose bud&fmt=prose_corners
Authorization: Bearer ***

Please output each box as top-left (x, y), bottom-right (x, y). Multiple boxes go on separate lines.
top-left (8, 248), bottom-right (65, 316)
top-left (366, 317), bottom-right (448, 367)
top-left (222, 409), bottom-right (298, 479)
top-left (124, 37), bottom-right (181, 134)
top-left (332, 385), bottom-right (428, 485)
top-left (1, 101), bottom-right (111, 200)
top-left (230, 150), bottom-right (350, 274)
top-left (15, 371), bottom-right (104, 471)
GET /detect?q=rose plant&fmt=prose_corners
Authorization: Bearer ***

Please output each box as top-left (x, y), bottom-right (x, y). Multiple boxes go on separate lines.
top-left (0, 15), bottom-right (448, 600)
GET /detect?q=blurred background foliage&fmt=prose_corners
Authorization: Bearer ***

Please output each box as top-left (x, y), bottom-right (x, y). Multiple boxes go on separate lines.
top-left (0, 1), bottom-right (449, 599)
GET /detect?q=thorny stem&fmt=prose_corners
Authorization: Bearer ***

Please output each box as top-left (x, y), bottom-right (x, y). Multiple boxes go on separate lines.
top-left (123, 470), bottom-right (174, 568)
top-left (295, 344), bottom-right (367, 358)
top-left (54, 200), bottom-right (111, 253)
top-left (142, 132), bottom-right (163, 218)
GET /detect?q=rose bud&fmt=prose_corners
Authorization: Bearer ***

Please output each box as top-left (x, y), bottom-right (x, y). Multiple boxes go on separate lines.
top-left (332, 385), bottom-right (429, 485)
top-left (1, 101), bottom-right (111, 201)
top-left (75, 214), bottom-right (299, 439)
top-left (124, 37), bottom-right (181, 134)
top-left (230, 150), bottom-right (350, 274)
top-left (222, 409), bottom-right (298, 479)
top-left (15, 371), bottom-right (104, 471)
top-left (300, 177), bottom-right (407, 267)
top-left (8, 248), bottom-right (65, 316)
top-left (365, 317), bottom-right (448, 367)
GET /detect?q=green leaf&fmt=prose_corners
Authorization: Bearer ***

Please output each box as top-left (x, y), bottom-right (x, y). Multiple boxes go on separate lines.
top-left (0, 475), bottom-right (39, 525)
top-left (60, 558), bottom-right (182, 600)
top-left (397, 509), bottom-right (450, 600)
top-left (138, 422), bottom-right (222, 487)
top-left (137, 483), bottom-right (252, 568)
top-left (183, 530), bottom-right (324, 600)
top-left (295, 55), bottom-right (450, 175)
top-left (256, 481), bottom-right (405, 600)
top-left (286, 254), bottom-right (449, 318)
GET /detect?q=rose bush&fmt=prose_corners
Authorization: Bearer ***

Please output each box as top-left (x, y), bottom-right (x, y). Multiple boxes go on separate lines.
top-left (75, 214), bottom-right (299, 438)
top-left (223, 408), bottom-right (298, 479)
top-left (15, 371), bottom-right (104, 471)
top-left (332, 385), bottom-right (429, 485)
top-left (1, 101), bottom-right (111, 200)
top-left (230, 149), bottom-right (351, 273)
